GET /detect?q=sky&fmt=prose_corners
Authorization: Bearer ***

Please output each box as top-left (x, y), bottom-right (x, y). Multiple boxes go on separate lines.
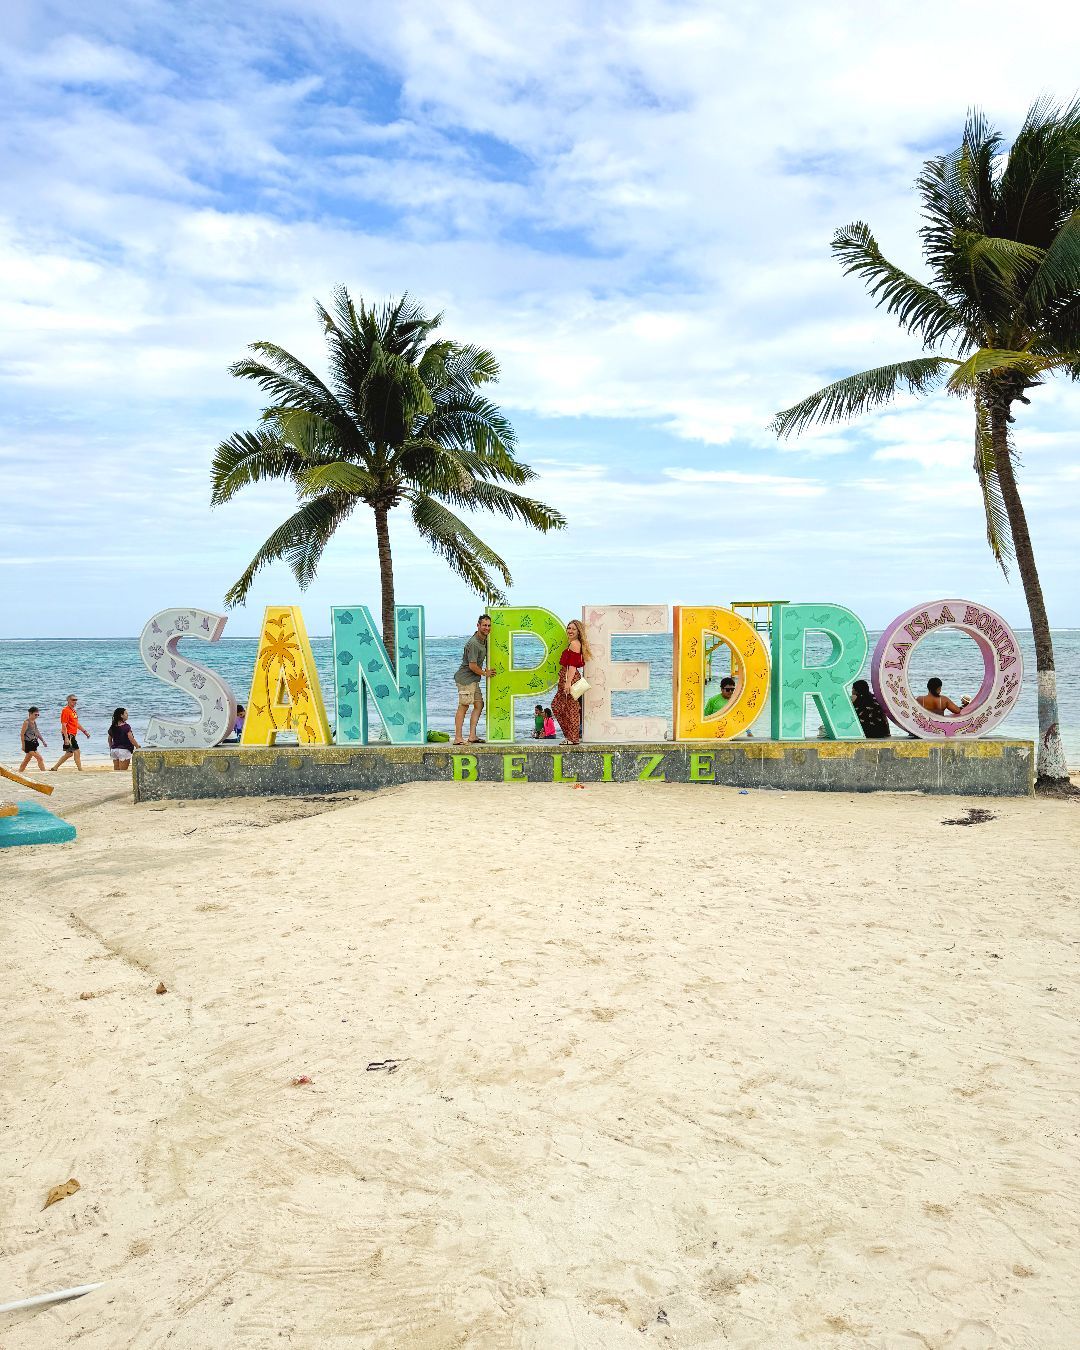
top-left (1, 0), bottom-right (1079, 638)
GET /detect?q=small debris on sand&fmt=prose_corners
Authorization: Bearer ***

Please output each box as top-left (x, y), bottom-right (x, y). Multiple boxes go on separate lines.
top-left (942, 807), bottom-right (997, 826)
top-left (43, 1178), bottom-right (80, 1210)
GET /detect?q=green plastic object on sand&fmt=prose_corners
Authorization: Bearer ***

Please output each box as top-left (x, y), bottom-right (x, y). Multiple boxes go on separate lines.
top-left (0, 800), bottom-right (77, 849)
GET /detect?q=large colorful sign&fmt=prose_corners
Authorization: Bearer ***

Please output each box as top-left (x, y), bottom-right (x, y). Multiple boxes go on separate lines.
top-left (871, 599), bottom-right (1022, 739)
top-left (139, 598), bottom-right (1024, 749)
top-left (139, 608), bottom-right (237, 748)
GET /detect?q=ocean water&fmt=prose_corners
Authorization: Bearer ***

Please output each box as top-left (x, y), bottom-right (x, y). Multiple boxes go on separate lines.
top-left (2, 630), bottom-right (1079, 766)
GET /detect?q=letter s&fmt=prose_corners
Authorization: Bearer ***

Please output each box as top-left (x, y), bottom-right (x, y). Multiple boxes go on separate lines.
top-left (140, 608), bottom-right (239, 748)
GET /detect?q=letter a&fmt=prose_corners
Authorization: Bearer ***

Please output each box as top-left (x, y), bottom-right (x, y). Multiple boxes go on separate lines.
top-left (242, 606), bottom-right (331, 746)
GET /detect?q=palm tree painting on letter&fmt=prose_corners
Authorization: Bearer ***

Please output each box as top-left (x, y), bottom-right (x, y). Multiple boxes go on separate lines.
top-left (772, 99), bottom-right (1080, 785)
top-left (212, 289), bottom-right (565, 664)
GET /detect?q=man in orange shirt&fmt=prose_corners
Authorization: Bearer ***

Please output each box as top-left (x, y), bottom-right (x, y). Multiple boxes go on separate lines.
top-left (51, 695), bottom-right (90, 772)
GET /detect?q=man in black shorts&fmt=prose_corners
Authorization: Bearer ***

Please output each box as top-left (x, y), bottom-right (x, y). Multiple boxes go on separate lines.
top-left (51, 695), bottom-right (90, 771)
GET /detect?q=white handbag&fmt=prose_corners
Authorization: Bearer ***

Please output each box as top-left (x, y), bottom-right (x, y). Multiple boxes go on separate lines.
top-left (570, 675), bottom-right (590, 701)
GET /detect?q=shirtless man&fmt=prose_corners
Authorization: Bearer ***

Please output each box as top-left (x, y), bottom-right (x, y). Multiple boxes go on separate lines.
top-left (916, 677), bottom-right (971, 717)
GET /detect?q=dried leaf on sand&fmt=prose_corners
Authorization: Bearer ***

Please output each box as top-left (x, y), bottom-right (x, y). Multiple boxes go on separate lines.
top-left (43, 1178), bottom-right (80, 1210)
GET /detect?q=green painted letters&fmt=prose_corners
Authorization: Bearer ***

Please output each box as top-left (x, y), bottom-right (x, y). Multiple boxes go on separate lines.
top-left (452, 754), bottom-right (478, 782)
top-left (689, 752), bottom-right (714, 782)
top-left (503, 753), bottom-right (526, 782)
top-left (637, 753), bottom-right (666, 781)
top-left (770, 603), bottom-right (867, 739)
top-left (486, 607), bottom-right (565, 742)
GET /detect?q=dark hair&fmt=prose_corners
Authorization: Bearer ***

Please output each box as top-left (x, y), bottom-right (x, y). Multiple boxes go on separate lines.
top-left (852, 679), bottom-right (870, 697)
top-left (28, 706), bottom-right (39, 714)
top-left (927, 677), bottom-right (943, 695)
top-left (720, 676), bottom-right (736, 688)
top-left (534, 703), bottom-right (543, 711)
top-left (477, 614), bottom-right (491, 625)
top-left (543, 707), bottom-right (552, 716)
top-left (110, 707), bottom-right (127, 728)
top-left (237, 704), bottom-right (246, 714)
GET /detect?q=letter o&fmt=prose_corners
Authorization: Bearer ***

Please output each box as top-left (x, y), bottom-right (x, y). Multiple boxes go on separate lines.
top-left (870, 598), bottom-right (1023, 738)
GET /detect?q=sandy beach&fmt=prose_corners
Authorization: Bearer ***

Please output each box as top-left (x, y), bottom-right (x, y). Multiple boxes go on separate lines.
top-left (2, 775), bottom-right (1079, 1348)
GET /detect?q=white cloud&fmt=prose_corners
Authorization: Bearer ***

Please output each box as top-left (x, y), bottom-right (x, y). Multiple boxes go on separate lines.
top-left (664, 468), bottom-right (826, 497)
top-left (0, 0), bottom-right (1078, 636)
top-left (1, 34), bottom-right (164, 86)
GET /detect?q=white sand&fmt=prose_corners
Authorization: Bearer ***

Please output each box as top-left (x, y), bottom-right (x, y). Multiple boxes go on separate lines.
top-left (2, 775), bottom-right (1079, 1348)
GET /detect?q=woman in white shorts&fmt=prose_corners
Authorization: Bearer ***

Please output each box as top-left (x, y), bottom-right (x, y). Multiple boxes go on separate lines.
top-left (107, 707), bottom-right (140, 770)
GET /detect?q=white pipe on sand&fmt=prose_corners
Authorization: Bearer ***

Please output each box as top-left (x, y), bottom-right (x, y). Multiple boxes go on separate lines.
top-left (0, 1283), bottom-right (104, 1314)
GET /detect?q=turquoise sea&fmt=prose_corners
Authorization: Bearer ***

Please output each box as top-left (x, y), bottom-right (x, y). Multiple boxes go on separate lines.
top-left (3, 631), bottom-right (1079, 766)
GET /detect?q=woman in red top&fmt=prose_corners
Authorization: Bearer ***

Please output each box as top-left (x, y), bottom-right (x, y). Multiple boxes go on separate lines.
top-left (551, 619), bottom-right (592, 744)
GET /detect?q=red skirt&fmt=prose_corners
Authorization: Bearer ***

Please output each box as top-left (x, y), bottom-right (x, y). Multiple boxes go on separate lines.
top-left (551, 667), bottom-right (583, 744)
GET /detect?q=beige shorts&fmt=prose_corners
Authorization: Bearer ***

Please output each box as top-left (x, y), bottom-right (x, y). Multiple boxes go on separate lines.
top-left (456, 682), bottom-right (483, 707)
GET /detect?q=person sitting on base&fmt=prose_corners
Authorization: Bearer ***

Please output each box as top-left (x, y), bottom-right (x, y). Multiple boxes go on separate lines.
top-left (221, 704), bottom-right (246, 743)
top-left (851, 679), bottom-right (891, 738)
top-left (453, 615), bottom-right (495, 745)
top-left (532, 703), bottom-right (544, 739)
top-left (916, 677), bottom-right (970, 717)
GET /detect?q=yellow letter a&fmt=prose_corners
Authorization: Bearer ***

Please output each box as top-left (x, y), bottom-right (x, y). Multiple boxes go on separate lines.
top-left (242, 606), bottom-right (331, 746)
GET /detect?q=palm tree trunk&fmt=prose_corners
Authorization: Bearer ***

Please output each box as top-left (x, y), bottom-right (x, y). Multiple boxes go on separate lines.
top-left (373, 503), bottom-right (396, 667)
top-left (989, 398), bottom-right (1069, 783)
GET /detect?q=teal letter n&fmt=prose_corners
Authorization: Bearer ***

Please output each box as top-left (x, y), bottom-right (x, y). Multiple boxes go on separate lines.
top-left (332, 605), bottom-right (427, 744)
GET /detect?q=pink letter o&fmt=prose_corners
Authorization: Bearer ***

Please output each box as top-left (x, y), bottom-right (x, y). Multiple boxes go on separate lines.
top-left (871, 599), bottom-right (1023, 738)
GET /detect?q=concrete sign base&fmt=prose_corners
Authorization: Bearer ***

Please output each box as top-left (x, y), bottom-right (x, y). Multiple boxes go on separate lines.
top-left (133, 738), bottom-right (1035, 803)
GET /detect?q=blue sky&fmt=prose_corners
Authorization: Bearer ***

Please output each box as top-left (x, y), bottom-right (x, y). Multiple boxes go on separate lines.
top-left (2, 0), bottom-right (1079, 637)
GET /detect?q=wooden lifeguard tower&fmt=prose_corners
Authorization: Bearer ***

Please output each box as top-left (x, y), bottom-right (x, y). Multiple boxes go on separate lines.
top-left (704, 601), bottom-right (788, 683)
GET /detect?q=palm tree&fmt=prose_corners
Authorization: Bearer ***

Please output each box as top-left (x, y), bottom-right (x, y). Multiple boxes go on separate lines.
top-left (772, 98), bottom-right (1080, 785)
top-left (211, 288), bottom-right (565, 663)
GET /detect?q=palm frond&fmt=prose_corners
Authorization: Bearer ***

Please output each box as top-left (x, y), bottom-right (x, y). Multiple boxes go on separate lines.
top-left (415, 386), bottom-right (520, 463)
top-left (1024, 209), bottom-right (1080, 312)
top-left (230, 350), bottom-right (352, 432)
top-left (210, 428), bottom-right (306, 506)
top-left (415, 339), bottom-right (456, 393)
top-left (299, 460), bottom-right (381, 500)
top-left (997, 97), bottom-right (1080, 245)
top-left (831, 222), bottom-right (970, 347)
top-left (275, 409), bottom-right (344, 464)
top-left (397, 441), bottom-right (476, 498)
top-left (401, 439), bottom-right (534, 489)
top-left (918, 111), bottom-right (1001, 269)
top-left (960, 232), bottom-right (1045, 287)
top-left (223, 493), bottom-right (355, 607)
top-left (945, 347), bottom-right (1042, 393)
top-left (439, 343), bottom-right (501, 390)
top-left (771, 357), bottom-right (954, 437)
top-left (434, 478), bottom-right (566, 532)
top-left (409, 493), bottom-right (512, 603)
top-left (973, 391), bottom-right (1013, 573)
